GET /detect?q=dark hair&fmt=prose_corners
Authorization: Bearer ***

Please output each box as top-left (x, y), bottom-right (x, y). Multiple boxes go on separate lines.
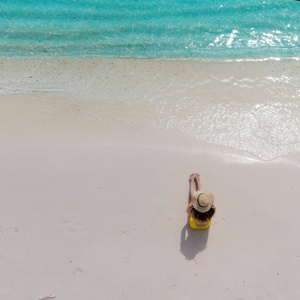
top-left (191, 205), bottom-right (216, 222)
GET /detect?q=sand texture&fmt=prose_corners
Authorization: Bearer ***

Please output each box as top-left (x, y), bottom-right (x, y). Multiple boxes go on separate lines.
top-left (0, 58), bottom-right (300, 299)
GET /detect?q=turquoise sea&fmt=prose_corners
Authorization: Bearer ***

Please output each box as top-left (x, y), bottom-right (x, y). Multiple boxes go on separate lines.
top-left (0, 0), bottom-right (299, 58)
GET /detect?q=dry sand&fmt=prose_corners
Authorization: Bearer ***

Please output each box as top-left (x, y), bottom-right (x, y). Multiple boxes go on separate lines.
top-left (0, 93), bottom-right (300, 300)
top-left (0, 58), bottom-right (300, 299)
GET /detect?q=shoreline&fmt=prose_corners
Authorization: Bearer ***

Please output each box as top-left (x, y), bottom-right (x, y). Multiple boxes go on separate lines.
top-left (1, 55), bottom-right (300, 61)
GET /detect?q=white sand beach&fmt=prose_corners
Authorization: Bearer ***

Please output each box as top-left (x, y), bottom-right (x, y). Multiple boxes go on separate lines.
top-left (1, 59), bottom-right (300, 299)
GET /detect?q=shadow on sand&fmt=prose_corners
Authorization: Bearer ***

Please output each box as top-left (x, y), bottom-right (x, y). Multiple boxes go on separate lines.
top-left (180, 221), bottom-right (209, 260)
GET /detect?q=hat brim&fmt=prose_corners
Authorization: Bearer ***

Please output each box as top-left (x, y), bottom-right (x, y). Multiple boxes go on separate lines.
top-left (191, 191), bottom-right (214, 213)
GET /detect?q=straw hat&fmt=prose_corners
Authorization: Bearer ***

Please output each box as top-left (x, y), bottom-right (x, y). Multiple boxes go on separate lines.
top-left (192, 191), bottom-right (214, 213)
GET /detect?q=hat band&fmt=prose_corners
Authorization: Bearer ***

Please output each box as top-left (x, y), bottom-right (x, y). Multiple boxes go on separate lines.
top-left (197, 193), bottom-right (208, 207)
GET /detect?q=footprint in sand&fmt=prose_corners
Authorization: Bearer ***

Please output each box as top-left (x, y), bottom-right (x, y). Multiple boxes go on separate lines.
top-left (0, 227), bottom-right (20, 234)
top-left (118, 230), bottom-right (128, 236)
top-left (12, 227), bottom-right (19, 233)
top-left (60, 220), bottom-right (88, 234)
top-left (39, 294), bottom-right (56, 300)
top-left (73, 267), bottom-right (84, 275)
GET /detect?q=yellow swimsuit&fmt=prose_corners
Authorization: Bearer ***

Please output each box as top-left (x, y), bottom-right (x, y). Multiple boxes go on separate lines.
top-left (190, 217), bottom-right (211, 229)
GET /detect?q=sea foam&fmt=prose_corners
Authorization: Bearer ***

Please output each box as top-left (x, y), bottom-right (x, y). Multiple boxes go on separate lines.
top-left (1, 58), bottom-right (299, 161)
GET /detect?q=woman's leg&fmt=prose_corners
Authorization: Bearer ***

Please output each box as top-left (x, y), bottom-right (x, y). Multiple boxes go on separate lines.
top-left (189, 173), bottom-right (196, 199)
top-left (194, 173), bottom-right (201, 191)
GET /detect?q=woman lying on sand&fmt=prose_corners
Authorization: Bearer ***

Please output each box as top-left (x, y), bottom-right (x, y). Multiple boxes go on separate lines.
top-left (186, 173), bottom-right (216, 229)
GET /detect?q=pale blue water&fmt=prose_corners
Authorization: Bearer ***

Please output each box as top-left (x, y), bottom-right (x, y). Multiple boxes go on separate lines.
top-left (0, 0), bottom-right (299, 58)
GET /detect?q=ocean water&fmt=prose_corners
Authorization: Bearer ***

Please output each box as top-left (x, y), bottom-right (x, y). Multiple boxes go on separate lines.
top-left (0, 0), bottom-right (299, 58)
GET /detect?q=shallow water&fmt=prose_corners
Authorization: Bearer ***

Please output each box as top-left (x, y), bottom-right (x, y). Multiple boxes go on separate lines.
top-left (0, 0), bottom-right (299, 58)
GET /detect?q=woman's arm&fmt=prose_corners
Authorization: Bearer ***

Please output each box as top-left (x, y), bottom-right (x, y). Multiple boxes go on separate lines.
top-left (186, 203), bottom-right (193, 216)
